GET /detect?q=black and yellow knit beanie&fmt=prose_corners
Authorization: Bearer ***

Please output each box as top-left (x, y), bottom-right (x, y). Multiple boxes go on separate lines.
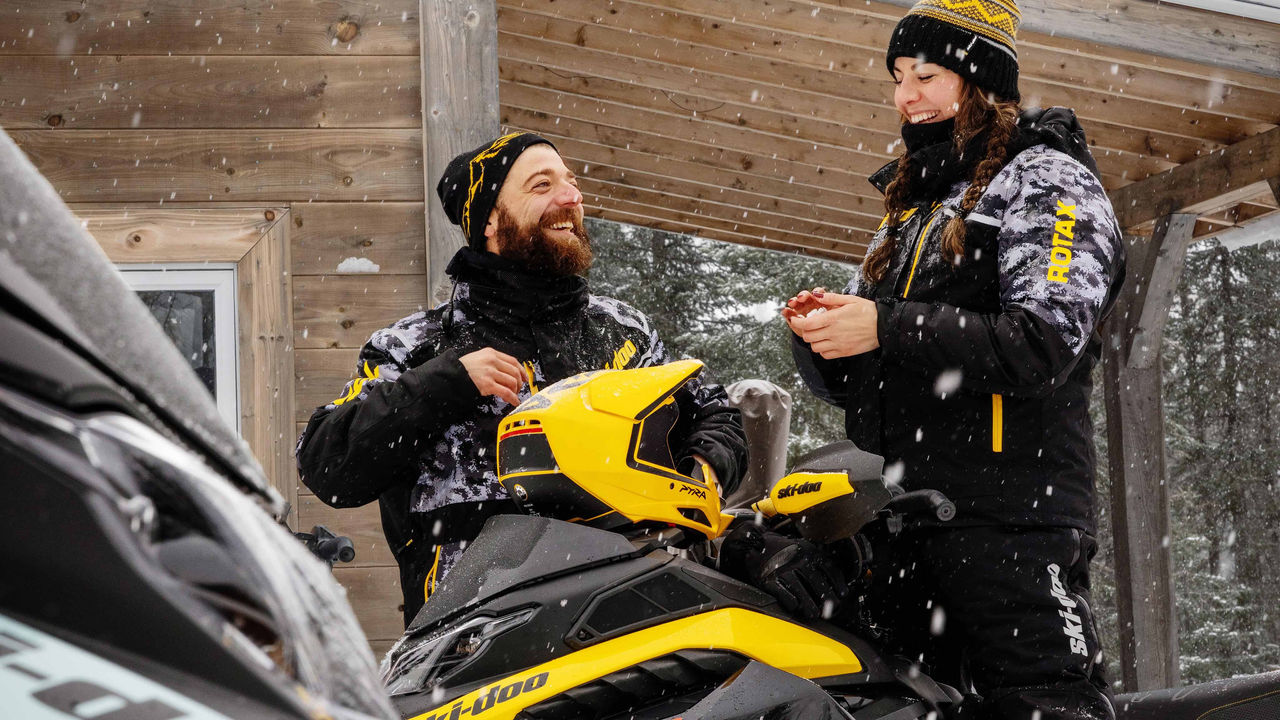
top-left (886, 0), bottom-right (1021, 103)
top-left (436, 131), bottom-right (557, 249)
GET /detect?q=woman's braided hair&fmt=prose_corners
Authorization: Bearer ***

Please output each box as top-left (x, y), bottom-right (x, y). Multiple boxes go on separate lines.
top-left (862, 83), bottom-right (1021, 286)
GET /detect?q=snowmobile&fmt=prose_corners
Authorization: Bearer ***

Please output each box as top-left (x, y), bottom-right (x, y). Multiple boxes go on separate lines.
top-left (381, 360), bottom-right (1280, 720)
top-left (0, 128), bottom-right (397, 720)
top-left (381, 359), bottom-right (964, 719)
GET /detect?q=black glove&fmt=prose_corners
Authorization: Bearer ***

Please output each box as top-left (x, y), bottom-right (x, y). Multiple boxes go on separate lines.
top-left (719, 523), bottom-right (851, 621)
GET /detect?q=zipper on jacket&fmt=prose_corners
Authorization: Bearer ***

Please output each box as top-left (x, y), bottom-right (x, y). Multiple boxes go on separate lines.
top-left (992, 394), bottom-right (1004, 453)
top-left (902, 203), bottom-right (942, 298)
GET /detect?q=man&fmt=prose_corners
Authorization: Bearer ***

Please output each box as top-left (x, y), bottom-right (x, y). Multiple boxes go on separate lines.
top-left (297, 131), bottom-right (748, 625)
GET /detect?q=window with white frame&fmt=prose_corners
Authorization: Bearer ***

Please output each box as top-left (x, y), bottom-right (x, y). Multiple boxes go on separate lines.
top-left (117, 265), bottom-right (239, 430)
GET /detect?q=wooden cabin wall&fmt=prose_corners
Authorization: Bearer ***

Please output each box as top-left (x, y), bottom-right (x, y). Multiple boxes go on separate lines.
top-left (0, 0), bottom-right (421, 656)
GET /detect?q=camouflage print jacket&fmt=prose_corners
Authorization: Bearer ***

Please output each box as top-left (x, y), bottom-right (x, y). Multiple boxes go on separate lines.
top-left (298, 247), bottom-right (746, 614)
top-left (794, 108), bottom-right (1125, 533)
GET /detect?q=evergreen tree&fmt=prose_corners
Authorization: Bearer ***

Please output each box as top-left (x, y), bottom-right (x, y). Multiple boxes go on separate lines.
top-left (586, 218), bottom-right (851, 460)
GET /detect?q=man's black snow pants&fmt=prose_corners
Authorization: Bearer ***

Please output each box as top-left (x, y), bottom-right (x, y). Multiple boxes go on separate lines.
top-left (863, 525), bottom-right (1115, 720)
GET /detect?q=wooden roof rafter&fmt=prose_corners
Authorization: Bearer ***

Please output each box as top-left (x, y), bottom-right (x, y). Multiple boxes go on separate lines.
top-left (496, 0), bottom-right (1279, 262)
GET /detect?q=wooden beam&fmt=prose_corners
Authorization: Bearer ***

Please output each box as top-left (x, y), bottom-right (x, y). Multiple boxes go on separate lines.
top-left (1110, 127), bottom-right (1280, 230)
top-left (238, 213), bottom-right (298, 527)
top-left (589, 206), bottom-right (863, 263)
top-left (0, 56), bottom-right (420, 130)
top-left (1214, 212), bottom-right (1280, 251)
top-left (862, 0), bottom-right (1280, 78)
top-left (10, 129), bottom-right (423, 203)
top-left (1103, 214), bottom-right (1195, 691)
top-left (75, 205), bottom-right (279, 263)
top-left (0, 0), bottom-right (420, 56)
top-left (500, 30), bottom-right (1202, 174)
top-left (422, 0), bottom-right (500, 303)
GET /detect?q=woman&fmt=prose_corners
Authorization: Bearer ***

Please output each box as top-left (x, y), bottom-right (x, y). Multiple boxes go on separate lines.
top-left (783, 0), bottom-right (1124, 718)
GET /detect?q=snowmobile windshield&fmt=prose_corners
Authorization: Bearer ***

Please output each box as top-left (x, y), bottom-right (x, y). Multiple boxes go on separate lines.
top-left (86, 412), bottom-right (398, 718)
top-left (0, 128), bottom-right (270, 505)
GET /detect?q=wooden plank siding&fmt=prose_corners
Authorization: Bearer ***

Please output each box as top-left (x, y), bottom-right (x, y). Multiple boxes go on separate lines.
top-left (2, 0), bottom-right (420, 651)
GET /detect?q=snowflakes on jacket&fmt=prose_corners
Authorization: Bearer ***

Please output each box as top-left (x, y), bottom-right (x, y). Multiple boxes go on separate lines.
top-left (308, 288), bottom-right (685, 516)
top-left (851, 144), bottom-right (1121, 358)
top-left (971, 146), bottom-right (1122, 355)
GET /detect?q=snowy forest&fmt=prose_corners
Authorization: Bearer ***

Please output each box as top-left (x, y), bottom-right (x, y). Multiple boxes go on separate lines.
top-left (586, 217), bottom-right (1280, 685)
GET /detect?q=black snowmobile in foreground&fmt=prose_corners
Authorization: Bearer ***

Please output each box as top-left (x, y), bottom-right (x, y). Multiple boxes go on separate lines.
top-left (381, 361), bottom-right (1280, 720)
top-left (0, 129), bottom-right (397, 719)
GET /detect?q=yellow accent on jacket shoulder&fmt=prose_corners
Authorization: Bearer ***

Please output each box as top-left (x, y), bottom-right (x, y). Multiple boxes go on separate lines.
top-left (331, 361), bottom-right (380, 406)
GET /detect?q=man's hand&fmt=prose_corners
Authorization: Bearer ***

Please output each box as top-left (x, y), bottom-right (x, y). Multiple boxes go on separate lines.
top-left (719, 524), bottom-right (851, 621)
top-left (780, 287), bottom-right (828, 337)
top-left (459, 348), bottom-right (524, 405)
top-left (786, 292), bottom-right (880, 359)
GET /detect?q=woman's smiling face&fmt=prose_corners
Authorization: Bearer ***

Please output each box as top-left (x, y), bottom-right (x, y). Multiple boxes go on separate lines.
top-left (892, 57), bottom-right (965, 125)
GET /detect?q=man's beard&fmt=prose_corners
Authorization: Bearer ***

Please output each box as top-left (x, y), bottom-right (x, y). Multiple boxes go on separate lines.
top-left (493, 205), bottom-right (593, 276)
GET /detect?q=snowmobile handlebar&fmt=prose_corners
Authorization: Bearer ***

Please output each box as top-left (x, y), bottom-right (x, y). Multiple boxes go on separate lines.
top-left (295, 525), bottom-right (356, 566)
top-left (884, 489), bottom-right (956, 523)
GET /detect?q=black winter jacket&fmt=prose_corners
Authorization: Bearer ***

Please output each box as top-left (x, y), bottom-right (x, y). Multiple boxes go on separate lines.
top-left (298, 248), bottom-right (747, 606)
top-left (794, 109), bottom-right (1125, 533)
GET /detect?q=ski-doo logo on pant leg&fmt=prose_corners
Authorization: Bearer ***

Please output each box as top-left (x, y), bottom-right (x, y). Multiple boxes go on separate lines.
top-left (777, 481), bottom-right (823, 499)
top-left (1047, 563), bottom-right (1090, 656)
top-left (1046, 200), bottom-right (1077, 284)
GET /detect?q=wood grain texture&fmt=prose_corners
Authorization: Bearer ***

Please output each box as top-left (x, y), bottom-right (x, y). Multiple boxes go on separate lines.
top-left (501, 82), bottom-right (870, 191)
top-left (295, 347), bottom-right (362, 422)
top-left (1111, 127), bottom-right (1280, 230)
top-left (499, 31), bottom-right (1204, 178)
top-left (293, 274), bottom-right (427, 349)
top-left (291, 201), bottom-right (427, 275)
top-left (298, 492), bottom-right (397, 568)
top-left (498, 6), bottom-right (1266, 147)
top-left (0, 56), bottom-right (420, 130)
top-left (11, 129), bottom-right (423, 203)
top-left (238, 216), bottom-right (298, 524)
top-left (333, 565), bottom-right (406, 641)
top-left (862, 0), bottom-right (1280, 79)
top-left (423, 0), bottom-right (501, 299)
top-left (526, 0), bottom-right (1280, 122)
top-left (0, 0), bottom-right (419, 56)
top-left (509, 114), bottom-right (881, 219)
top-left (74, 205), bottom-right (279, 262)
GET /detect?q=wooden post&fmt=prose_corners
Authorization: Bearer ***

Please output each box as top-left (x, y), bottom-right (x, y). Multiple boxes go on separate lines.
top-left (1102, 213), bottom-right (1196, 691)
top-left (421, 0), bottom-right (501, 304)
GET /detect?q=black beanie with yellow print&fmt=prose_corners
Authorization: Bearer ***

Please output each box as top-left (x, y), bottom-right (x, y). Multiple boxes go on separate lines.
top-left (436, 132), bottom-right (557, 249)
top-left (886, 0), bottom-right (1021, 103)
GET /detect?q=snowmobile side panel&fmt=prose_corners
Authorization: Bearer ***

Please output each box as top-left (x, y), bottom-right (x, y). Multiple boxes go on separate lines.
top-left (405, 608), bottom-right (865, 720)
top-left (407, 515), bottom-right (641, 632)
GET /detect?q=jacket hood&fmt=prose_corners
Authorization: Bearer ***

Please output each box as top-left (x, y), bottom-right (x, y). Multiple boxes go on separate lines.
top-left (1013, 107), bottom-right (1101, 180)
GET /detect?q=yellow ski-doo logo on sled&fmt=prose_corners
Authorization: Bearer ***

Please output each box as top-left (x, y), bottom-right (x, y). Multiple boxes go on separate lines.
top-left (418, 672), bottom-right (549, 719)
